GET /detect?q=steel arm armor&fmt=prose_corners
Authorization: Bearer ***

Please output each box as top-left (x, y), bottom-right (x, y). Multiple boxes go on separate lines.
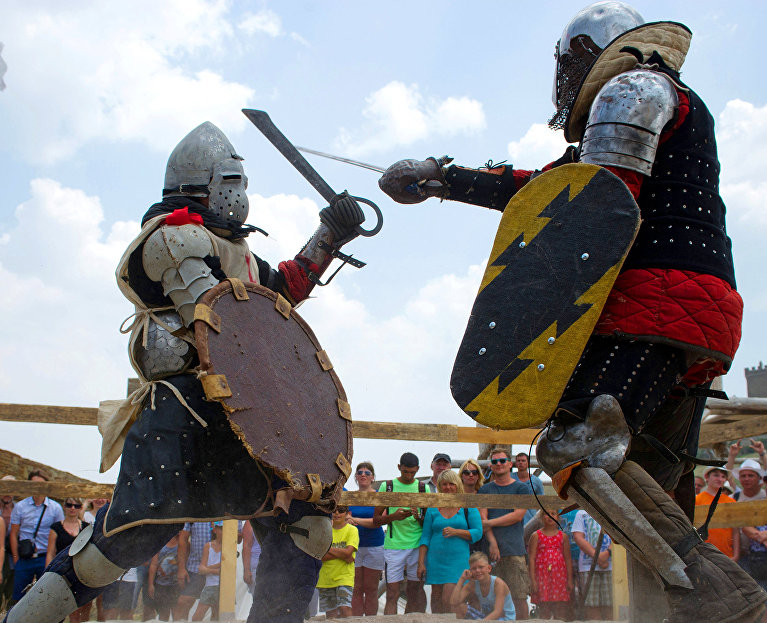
top-left (580, 69), bottom-right (679, 175)
top-left (142, 224), bottom-right (220, 326)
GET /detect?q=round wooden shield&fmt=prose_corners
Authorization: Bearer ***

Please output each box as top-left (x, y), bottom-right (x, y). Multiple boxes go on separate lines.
top-left (194, 280), bottom-right (352, 501)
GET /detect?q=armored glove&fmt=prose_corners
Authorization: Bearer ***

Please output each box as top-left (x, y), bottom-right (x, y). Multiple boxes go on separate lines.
top-left (378, 157), bottom-right (446, 204)
top-left (319, 192), bottom-right (365, 243)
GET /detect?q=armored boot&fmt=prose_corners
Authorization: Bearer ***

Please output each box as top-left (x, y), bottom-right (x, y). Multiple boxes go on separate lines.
top-left (537, 394), bottom-right (767, 623)
top-left (615, 460), bottom-right (766, 623)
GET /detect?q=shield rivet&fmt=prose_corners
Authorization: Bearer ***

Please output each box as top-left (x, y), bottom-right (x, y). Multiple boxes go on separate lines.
top-left (548, 337), bottom-right (555, 345)
top-left (479, 348), bottom-right (487, 355)
top-left (537, 364), bottom-right (545, 371)
top-left (581, 253), bottom-right (589, 260)
top-left (519, 241), bottom-right (526, 248)
top-left (489, 322), bottom-right (496, 329)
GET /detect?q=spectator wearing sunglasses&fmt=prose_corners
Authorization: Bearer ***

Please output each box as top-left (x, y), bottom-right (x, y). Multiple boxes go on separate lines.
top-left (347, 462), bottom-right (384, 616)
top-left (478, 447), bottom-right (531, 620)
top-left (459, 459), bottom-right (485, 494)
top-left (45, 498), bottom-right (90, 623)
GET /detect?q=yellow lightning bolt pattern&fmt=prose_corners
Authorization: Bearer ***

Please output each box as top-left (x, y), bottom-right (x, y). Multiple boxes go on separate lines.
top-left (478, 164), bottom-right (598, 294)
top-left (467, 261), bottom-right (623, 429)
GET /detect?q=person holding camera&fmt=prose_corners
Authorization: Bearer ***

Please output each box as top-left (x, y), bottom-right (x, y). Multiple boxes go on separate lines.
top-left (8, 471), bottom-right (63, 605)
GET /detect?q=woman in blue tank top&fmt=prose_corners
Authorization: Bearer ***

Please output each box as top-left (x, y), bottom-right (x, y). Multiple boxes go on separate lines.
top-left (347, 462), bottom-right (385, 616)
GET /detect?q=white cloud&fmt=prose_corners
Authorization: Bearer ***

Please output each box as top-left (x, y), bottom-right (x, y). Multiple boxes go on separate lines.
top-left (290, 32), bottom-right (310, 48)
top-left (0, 179), bottom-right (139, 481)
top-left (507, 122), bottom-right (571, 167)
top-left (718, 99), bottom-right (767, 227)
top-left (0, 42), bottom-right (7, 91)
top-left (239, 10), bottom-right (283, 38)
top-left (335, 81), bottom-right (486, 156)
top-left (0, 1), bottom-right (257, 163)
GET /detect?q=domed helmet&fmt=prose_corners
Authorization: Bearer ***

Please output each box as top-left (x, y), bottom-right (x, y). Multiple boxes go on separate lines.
top-left (163, 121), bottom-right (249, 226)
top-left (549, 1), bottom-right (644, 130)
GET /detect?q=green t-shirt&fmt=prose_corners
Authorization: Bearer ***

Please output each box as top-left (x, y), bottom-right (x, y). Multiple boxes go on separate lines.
top-left (379, 479), bottom-right (424, 550)
top-left (317, 523), bottom-right (359, 588)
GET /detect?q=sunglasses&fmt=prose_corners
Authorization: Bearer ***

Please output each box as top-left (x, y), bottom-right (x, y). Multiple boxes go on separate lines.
top-left (356, 469), bottom-right (373, 476)
top-left (462, 469), bottom-right (480, 476)
top-left (490, 458), bottom-right (509, 465)
top-left (65, 502), bottom-right (82, 509)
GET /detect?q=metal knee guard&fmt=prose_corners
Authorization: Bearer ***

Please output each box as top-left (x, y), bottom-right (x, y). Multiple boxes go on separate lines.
top-left (537, 394), bottom-right (692, 589)
top-left (69, 524), bottom-right (126, 588)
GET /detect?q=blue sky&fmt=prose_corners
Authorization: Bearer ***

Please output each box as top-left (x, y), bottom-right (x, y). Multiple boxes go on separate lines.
top-left (1, 1), bottom-right (766, 483)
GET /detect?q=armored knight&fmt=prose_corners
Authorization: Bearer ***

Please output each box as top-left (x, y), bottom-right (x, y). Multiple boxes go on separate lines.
top-left (380, 2), bottom-right (765, 621)
top-left (3, 122), bottom-right (364, 623)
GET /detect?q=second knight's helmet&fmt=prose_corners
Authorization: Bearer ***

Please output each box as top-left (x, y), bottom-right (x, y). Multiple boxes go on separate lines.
top-left (549, 1), bottom-right (644, 130)
top-left (163, 122), bottom-right (249, 226)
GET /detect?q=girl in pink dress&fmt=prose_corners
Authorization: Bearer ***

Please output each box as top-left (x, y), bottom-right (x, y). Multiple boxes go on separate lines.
top-left (528, 512), bottom-right (573, 620)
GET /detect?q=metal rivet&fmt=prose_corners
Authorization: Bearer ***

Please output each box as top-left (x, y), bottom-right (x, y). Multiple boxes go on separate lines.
top-left (478, 348), bottom-right (487, 355)
top-left (581, 253), bottom-right (589, 260)
top-left (488, 322), bottom-right (496, 329)
top-left (548, 337), bottom-right (555, 345)
top-left (519, 241), bottom-right (526, 248)
top-left (537, 364), bottom-right (545, 371)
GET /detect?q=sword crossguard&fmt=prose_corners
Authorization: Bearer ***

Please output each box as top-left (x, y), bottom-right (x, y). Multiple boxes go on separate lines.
top-left (308, 240), bottom-right (367, 286)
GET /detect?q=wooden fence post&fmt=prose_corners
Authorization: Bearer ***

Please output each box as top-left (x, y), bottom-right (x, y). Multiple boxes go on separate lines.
top-left (219, 519), bottom-right (238, 620)
top-left (612, 544), bottom-right (629, 621)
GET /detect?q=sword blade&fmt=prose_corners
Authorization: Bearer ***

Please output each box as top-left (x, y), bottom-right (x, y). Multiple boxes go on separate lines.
top-left (242, 109), bottom-right (336, 204)
top-left (296, 146), bottom-right (386, 174)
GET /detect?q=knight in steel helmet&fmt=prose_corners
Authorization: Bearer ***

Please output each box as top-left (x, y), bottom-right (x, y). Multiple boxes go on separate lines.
top-left (549, 1), bottom-right (644, 130)
top-left (163, 121), bottom-right (250, 229)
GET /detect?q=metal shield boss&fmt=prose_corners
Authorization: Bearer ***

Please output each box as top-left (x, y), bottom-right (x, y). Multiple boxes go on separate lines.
top-left (450, 163), bottom-right (640, 430)
top-left (194, 280), bottom-right (352, 504)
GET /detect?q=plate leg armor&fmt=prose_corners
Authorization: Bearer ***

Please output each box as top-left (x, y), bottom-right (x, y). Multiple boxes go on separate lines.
top-left (537, 395), bottom-right (767, 623)
top-left (3, 505), bottom-right (181, 623)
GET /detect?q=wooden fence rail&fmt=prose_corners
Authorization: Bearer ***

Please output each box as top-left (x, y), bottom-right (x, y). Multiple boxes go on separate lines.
top-left (2, 480), bottom-right (767, 529)
top-left (0, 402), bottom-right (539, 445)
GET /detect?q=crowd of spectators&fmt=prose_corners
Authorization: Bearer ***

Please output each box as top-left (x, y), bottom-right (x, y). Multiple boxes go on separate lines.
top-left (695, 440), bottom-right (767, 597)
top-left (5, 443), bottom-right (767, 621)
top-left (0, 470), bottom-right (235, 622)
top-left (331, 449), bottom-right (618, 620)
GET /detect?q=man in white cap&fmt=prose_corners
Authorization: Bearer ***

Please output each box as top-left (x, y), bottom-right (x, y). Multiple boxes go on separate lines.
top-left (730, 458), bottom-right (767, 588)
top-left (733, 459), bottom-right (767, 503)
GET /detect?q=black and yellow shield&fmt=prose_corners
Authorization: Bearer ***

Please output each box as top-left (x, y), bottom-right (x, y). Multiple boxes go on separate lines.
top-left (450, 163), bottom-right (640, 429)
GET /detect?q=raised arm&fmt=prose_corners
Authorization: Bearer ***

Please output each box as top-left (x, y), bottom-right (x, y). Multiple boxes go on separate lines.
top-left (449, 569), bottom-right (475, 608)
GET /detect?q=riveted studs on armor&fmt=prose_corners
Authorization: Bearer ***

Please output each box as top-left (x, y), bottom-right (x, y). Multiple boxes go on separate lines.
top-left (194, 304), bottom-right (221, 333)
top-left (335, 453), bottom-right (352, 478)
top-left (316, 350), bottom-right (334, 371)
top-left (275, 294), bottom-right (292, 319)
top-left (337, 399), bottom-right (352, 421)
top-left (201, 374), bottom-right (232, 401)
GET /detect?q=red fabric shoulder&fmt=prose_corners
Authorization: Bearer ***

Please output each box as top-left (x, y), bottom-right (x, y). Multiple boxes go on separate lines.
top-left (660, 90), bottom-right (689, 145)
top-left (604, 166), bottom-right (643, 199)
top-left (165, 207), bottom-right (204, 226)
top-left (513, 169), bottom-right (534, 191)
